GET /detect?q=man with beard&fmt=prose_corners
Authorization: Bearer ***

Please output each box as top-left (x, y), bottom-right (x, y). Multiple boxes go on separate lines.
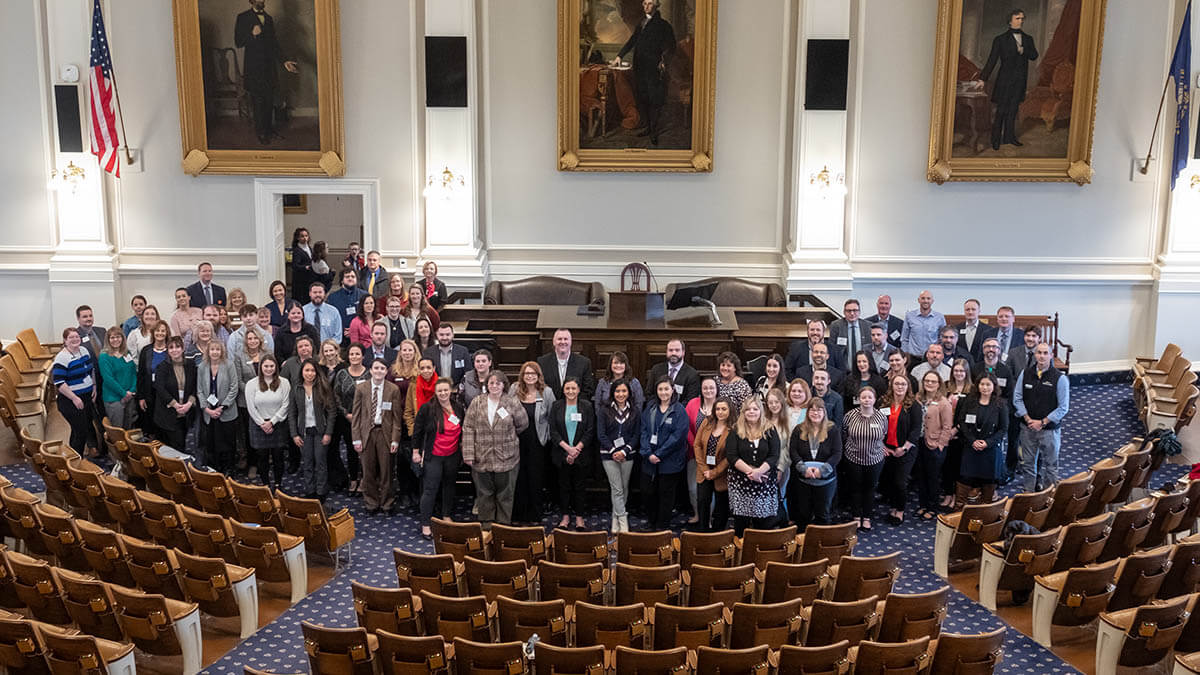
top-left (235, 0), bottom-right (298, 144)
top-left (612, 0), bottom-right (675, 145)
top-left (647, 338), bottom-right (699, 404)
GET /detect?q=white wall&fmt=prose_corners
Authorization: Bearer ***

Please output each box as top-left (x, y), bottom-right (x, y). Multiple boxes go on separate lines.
top-left (282, 193), bottom-right (363, 254)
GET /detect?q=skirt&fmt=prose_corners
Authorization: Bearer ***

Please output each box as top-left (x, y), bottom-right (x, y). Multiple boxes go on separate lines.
top-left (728, 470), bottom-right (779, 518)
top-left (249, 420), bottom-right (290, 449)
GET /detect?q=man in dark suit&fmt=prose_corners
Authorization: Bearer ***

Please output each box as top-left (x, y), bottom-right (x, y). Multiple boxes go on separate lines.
top-left (365, 323), bottom-right (396, 367)
top-left (234, 0), bottom-right (298, 144)
top-left (954, 298), bottom-right (997, 362)
top-left (866, 295), bottom-right (904, 350)
top-left (647, 338), bottom-right (701, 404)
top-left (796, 343), bottom-right (845, 392)
top-left (537, 329), bottom-right (596, 401)
top-left (827, 298), bottom-right (873, 372)
top-left (357, 251), bottom-right (389, 299)
top-left (784, 320), bottom-right (829, 381)
top-left (1007, 325), bottom-right (1042, 373)
top-left (866, 324), bottom-right (899, 375)
top-left (993, 306), bottom-right (1019, 364)
top-left (186, 262), bottom-right (226, 309)
top-left (612, 0), bottom-right (675, 145)
top-left (937, 326), bottom-right (975, 374)
top-left (422, 324), bottom-right (470, 385)
top-left (977, 8), bottom-right (1038, 150)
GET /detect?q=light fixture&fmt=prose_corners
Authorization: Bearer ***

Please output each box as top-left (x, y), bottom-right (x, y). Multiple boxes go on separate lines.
top-left (48, 161), bottom-right (87, 194)
top-left (809, 165), bottom-right (847, 196)
top-left (424, 166), bottom-right (466, 200)
top-left (1192, 174), bottom-right (1199, 191)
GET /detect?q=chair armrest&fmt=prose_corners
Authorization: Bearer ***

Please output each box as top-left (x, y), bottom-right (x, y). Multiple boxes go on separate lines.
top-left (327, 508), bottom-right (352, 524)
top-left (681, 570), bottom-right (691, 587)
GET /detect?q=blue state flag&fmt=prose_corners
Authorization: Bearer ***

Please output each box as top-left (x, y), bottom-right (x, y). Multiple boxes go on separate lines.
top-left (1170, 0), bottom-right (1191, 188)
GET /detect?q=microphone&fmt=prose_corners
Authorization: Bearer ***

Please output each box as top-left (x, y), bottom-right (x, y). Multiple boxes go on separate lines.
top-left (691, 296), bottom-right (721, 325)
top-left (642, 261), bottom-right (658, 294)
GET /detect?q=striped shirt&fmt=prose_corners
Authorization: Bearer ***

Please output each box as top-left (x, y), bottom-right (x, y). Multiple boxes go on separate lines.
top-left (52, 348), bottom-right (95, 395)
top-left (842, 408), bottom-right (887, 466)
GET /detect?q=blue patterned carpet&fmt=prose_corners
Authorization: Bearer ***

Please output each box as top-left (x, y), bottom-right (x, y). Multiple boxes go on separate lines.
top-left (2, 382), bottom-right (1183, 674)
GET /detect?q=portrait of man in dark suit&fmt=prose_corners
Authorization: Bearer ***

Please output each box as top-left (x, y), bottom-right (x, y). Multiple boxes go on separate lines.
top-left (612, 0), bottom-right (675, 145)
top-left (977, 8), bottom-right (1038, 150)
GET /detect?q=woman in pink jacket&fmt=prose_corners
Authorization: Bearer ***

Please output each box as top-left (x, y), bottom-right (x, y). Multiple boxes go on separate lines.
top-left (915, 370), bottom-right (954, 518)
top-left (348, 295), bottom-right (382, 348)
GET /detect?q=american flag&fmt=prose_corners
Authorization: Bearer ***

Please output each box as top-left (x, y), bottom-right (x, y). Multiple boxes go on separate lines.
top-left (88, 0), bottom-right (121, 177)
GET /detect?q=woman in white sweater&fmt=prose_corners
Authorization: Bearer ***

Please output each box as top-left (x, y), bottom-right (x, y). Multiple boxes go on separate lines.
top-left (246, 354), bottom-right (291, 491)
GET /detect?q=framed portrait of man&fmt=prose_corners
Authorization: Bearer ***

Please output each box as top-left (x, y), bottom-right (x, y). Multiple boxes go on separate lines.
top-left (171, 0), bottom-right (345, 176)
top-left (557, 0), bottom-right (718, 172)
top-left (926, 0), bottom-right (1107, 184)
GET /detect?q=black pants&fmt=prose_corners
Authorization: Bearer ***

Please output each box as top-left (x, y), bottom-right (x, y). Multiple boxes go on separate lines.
top-left (249, 89), bottom-right (274, 140)
top-left (991, 99), bottom-right (1020, 146)
top-left (236, 406), bottom-right (252, 470)
top-left (558, 461), bottom-right (589, 516)
top-left (941, 439), bottom-right (962, 496)
top-left (881, 447), bottom-right (918, 511)
top-left (1006, 415), bottom-right (1022, 473)
top-left (696, 480), bottom-right (729, 532)
top-left (419, 451), bottom-right (461, 525)
top-left (395, 439), bottom-right (419, 503)
top-left (58, 395), bottom-right (97, 454)
top-left (917, 440), bottom-right (947, 511)
top-left (842, 461), bottom-right (884, 519)
top-left (331, 415), bottom-right (358, 483)
top-left (159, 413), bottom-right (188, 452)
top-left (792, 478), bottom-right (836, 528)
top-left (257, 445), bottom-right (287, 488)
top-left (202, 417), bottom-right (236, 473)
top-left (651, 470), bottom-right (681, 530)
top-left (512, 440), bottom-right (546, 523)
top-left (734, 515), bottom-right (774, 537)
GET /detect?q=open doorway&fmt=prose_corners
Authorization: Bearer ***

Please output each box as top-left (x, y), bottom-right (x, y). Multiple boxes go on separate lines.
top-left (282, 193), bottom-right (365, 297)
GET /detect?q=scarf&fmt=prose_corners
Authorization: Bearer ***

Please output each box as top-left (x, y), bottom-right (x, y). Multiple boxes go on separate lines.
top-left (425, 278), bottom-right (437, 298)
top-left (414, 373), bottom-right (437, 411)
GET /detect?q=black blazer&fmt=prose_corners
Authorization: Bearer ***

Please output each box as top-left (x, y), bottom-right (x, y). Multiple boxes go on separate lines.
top-left (972, 360), bottom-right (1016, 401)
top-left (287, 385), bottom-right (336, 438)
top-left (726, 428), bottom-right (781, 470)
top-left (365, 345), bottom-right (398, 368)
top-left (186, 281), bottom-right (226, 309)
top-left (423, 278), bottom-right (449, 311)
top-left (597, 403), bottom-right (642, 459)
top-left (954, 322), bottom-right (998, 362)
top-left (789, 423), bottom-right (843, 472)
top-left (956, 396), bottom-right (1009, 448)
top-left (411, 398), bottom-right (467, 460)
top-left (867, 314), bottom-right (905, 349)
top-left (537, 352), bottom-right (596, 401)
top-left (785, 338), bottom-right (832, 381)
top-left (549, 398), bottom-right (596, 468)
top-left (151, 359), bottom-right (197, 431)
top-left (290, 246), bottom-right (314, 302)
top-left (981, 29), bottom-right (1038, 105)
top-left (840, 373), bottom-right (887, 412)
top-left (882, 401), bottom-right (922, 450)
top-left (275, 324), bottom-right (320, 362)
top-left (423, 344), bottom-right (471, 385)
top-left (943, 348), bottom-right (975, 374)
top-left (135, 345), bottom-right (166, 410)
top-left (647, 361), bottom-right (700, 404)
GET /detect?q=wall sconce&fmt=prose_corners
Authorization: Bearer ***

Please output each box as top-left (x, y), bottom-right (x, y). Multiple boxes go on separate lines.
top-left (1192, 174), bottom-right (1199, 191)
top-left (809, 165), bottom-right (847, 197)
top-left (48, 161), bottom-right (87, 194)
top-left (424, 166), bottom-right (466, 200)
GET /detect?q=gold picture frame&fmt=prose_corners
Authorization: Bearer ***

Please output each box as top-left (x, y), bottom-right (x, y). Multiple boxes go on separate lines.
top-left (926, 0), bottom-right (1106, 185)
top-left (171, 0), bottom-right (345, 177)
top-left (282, 193), bottom-right (307, 214)
top-left (557, 0), bottom-right (718, 172)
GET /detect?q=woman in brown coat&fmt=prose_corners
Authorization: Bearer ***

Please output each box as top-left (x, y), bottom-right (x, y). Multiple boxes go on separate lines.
top-left (693, 397), bottom-right (733, 532)
top-left (462, 370), bottom-right (529, 527)
top-left (915, 371), bottom-right (954, 518)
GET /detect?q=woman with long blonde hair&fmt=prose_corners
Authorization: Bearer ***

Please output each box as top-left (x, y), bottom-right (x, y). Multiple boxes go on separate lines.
top-left (788, 398), bottom-right (841, 527)
top-left (726, 397), bottom-right (781, 535)
top-left (510, 361), bottom-right (556, 523)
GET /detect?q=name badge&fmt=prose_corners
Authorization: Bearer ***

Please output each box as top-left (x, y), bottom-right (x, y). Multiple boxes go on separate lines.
top-left (890, 330), bottom-right (901, 340)
top-left (650, 434), bottom-right (658, 444)
top-left (965, 414), bottom-right (977, 423)
top-left (570, 412), bottom-right (583, 422)
top-left (178, 390), bottom-right (185, 401)
top-left (454, 360), bottom-right (465, 368)
top-left (928, 401), bottom-right (937, 406)
top-left (836, 337), bottom-right (848, 346)
top-left (870, 424), bottom-right (881, 429)
top-left (1001, 353), bottom-right (1009, 361)
top-left (430, 290), bottom-right (438, 296)
top-left (674, 384), bottom-right (683, 394)
top-left (1024, 383), bottom-right (1033, 389)
top-left (124, 354), bottom-right (134, 363)
top-left (880, 407), bottom-right (890, 416)
top-left (497, 407), bottom-right (509, 419)
top-left (852, 397), bottom-right (859, 405)
top-left (151, 373), bottom-right (156, 382)
top-left (206, 394), bottom-right (219, 406)
top-left (381, 401), bottom-right (393, 411)
top-left (706, 455), bottom-right (717, 466)
top-left (81, 336), bottom-right (90, 343)
top-left (247, 360), bottom-right (254, 365)
top-left (613, 437), bottom-right (625, 448)
top-left (997, 378), bottom-right (1007, 386)
top-left (959, 328), bottom-right (967, 334)
top-left (448, 414), bottom-right (460, 425)
top-left (1042, 381), bottom-right (1053, 386)
top-left (665, 417), bottom-right (673, 424)
top-left (343, 306), bottom-right (353, 315)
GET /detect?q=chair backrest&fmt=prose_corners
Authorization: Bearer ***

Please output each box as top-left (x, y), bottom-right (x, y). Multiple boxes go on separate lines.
top-left (1043, 471), bottom-right (1094, 529)
top-left (614, 562), bottom-right (682, 606)
top-left (532, 643), bottom-right (606, 675)
top-left (928, 629), bottom-right (1005, 675)
top-left (75, 520), bottom-right (135, 588)
top-left (994, 529), bottom-right (1059, 593)
top-left (1108, 594), bottom-right (1191, 667)
top-left (653, 601), bottom-right (724, 651)
top-left (181, 503), bottom-right (237, 562)
top-left (0, 616), bottom-right (51, 672)
top-left (1112, 449), bottom-right (1155, 503)
top-left (230, 521), bottom-right (293, 583)
top-left (153, 451), bottom-right (194, 504)
top-left (761, 558), bottom-right (832, 605)
top-left (1144, 491), bottom-right (1192, 548)
top-left (0, 486), bottom-right (46, 555)
top-left (176, 549), bottom-right (247, 619)
top-left (1002, 488), bottom-right (1054, 531)
top-left (830, 552), bottom-right (901, 602)
top-left (97, 474), bottom-right (149, 540)
top-left (1173, 481), bottom-right (1200, 537)
top-left (1160, 539), bottom-right (1200, 599)
top-left (489, 523), bottom-right (550, 566)
top-left (1051, 512), bottom-right (1114, 573)
top-left (15, 328), bottom-right (51, 360)
top-left (495, 595), bottom-right (569, 646)
top-left (614, 645), bottom-right (690, 673)
top-left (1150, 344), bottom-right (1183, 373)
top-left (483, 276), bottom-right (605, 306)
top-left (804, 595), bottom-right (881, 647)
top-left (6, 549), bottom-right (70, 625)
top-left (188, 464), bottom-right (236, 517)
top-left (1049, 560), bottom-right (1120, 626)
top-left (948, 500), bottom-right (1007, 556)
top-left (573, 601), bottom-right (648, 650)
top-left (229, 479), bottom-right (282, 528)
top-left (393, 549), bottom-right (462, 597)
top-left (451, 638), bottom-right (526, 675)
top-left (537, 560), bottom-right (606, 606)
top-left (301, 621), bottom-right (376, 675)
top-left (432, 518), bottom-right (489, 562)
top-left (1107, 546), bottom-right (1172, 611)
top-left (139, 491), bottom-right (190, 552)
top-left (42, 629), bottom-right (134, 675)
top-left (64, 458), bottom-right (109, 522)
top-left (1098, 498), bottom-right (1156, 563)
top-left (778, 640), bottom-right (853, 675)
top-left (1081, 456), bottom-right (1127, 517)
top-left (462, 556), bottom-right (532, 602)
top-left (855, 637), bottom-right (932, 675)
top-left (31, 502), bottom-right (88, 572)
top-left (739, 526), bottom-right (800, 569)
top-left (349, 581), bottom-right (417, 636)
top-left (55, 567), bottom-right (123, 642)
top-left (417, 590), bottom-right (492, 644)
top-left (729, 597), bottom-right (806, 650)
top-left (617, 531), bottom-right (678, 567)
top-left (686, 563), bottom-right (756, 608)
top-left (552, 529), bottom-right (610, 566)
top-left (877, 586), bottom-right (949, 643)
top-left (680, 529), bottom-right (738, 568)
top-left (110, 584), bottom-right (195, 656)
top-left (375, 630), bottom-right (453, 675)
top-left (120, 533), bottom-right (187, 600)
top-left (694, 645), bottom-right (774, 675)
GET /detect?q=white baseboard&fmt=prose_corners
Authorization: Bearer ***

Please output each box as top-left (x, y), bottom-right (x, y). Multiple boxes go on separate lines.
top-left (1068, 359), bottom-right (1134, 375)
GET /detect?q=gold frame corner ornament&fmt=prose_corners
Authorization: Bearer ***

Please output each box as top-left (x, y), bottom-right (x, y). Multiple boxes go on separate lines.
top-left (557, 0), bottom-right (718, 172)
top-left (171, 0), bottom-right (345, 177)
top-left (926, 0), bottom-right (1106, 184)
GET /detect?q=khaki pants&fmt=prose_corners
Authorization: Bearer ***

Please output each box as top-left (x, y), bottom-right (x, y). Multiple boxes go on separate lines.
top-left (472, 466), bottom-right (518, 527)
top-left (360, 427), bottom-right (394, 511)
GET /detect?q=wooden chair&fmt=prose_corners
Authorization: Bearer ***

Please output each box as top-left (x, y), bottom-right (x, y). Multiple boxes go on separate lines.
top-left (737, 526), bottom-right (801, 569)
top-left (188, 464), bottom-right (237, 518)
top-left (54, 567), bottom-right (124, 641)
top-left (0, 615), bottom-right (52, 674)
top-left (934, 500), bottom-right (1007, 577)
top-left (1106, 546), bottom-right (1172, 611)
top-left (727, 597), bottom-right (806, 650)
top-left (0, 549), bottom-right (23, 610)
top-left (777, 641), bottom-right (852, 675)
top-left (1042, 471), bottom-right (1094, 530)
top-left (1159, 536), bottom-right (1200, 599)
top-left (64, 458), bottom-right (112, 526)
top-left (110, 584), bottom-right (203, 674)
top-left (37, 446), bottom-right (80, 510)
top-left (652, 601), bottom-right (724, 650)
top-left (1147, 383), bottom-right (1199, 433)
top-left (614, 562), bottom-right (682, 606)
top-left (552, 528), bottom-right (610, 566)
top-left (573, 601), bottom-right (649, 651)
top-left (230, 520), bottom-right (307, 604)
top-left (40, 628), bottom-right (137, 675)
top-left (829, 552), bottom-right (900, 603)
top-left (1144, 491), bottom-right (1192, 548)
top-left (6, 549), bottom-right (71, 625)
top-left (684, 563), bottom-right (756, 608)
top-left (760, 559), bottom-right (831, 605)
top-left (1095, 594), bottom-right (1191, 675)
top-left (1170, 480), bottom-right (1200, 540)
top-left (488, 523), bottom-right (551, 566)
top-left (123, 436), bottom-right (163, 490)
top-left (978, 528), bottom-right (1059, 611)
top-left (120, 533), bottom-right (187, 600)
top-left (180, 504), bottom-right (237, 563)
top-left (532, 642), bottom-right (605, 675)
top-left (76, 520), bottom-right (135, 589)
top-left (0, 380), bottom-right (46, 441)
top-left (139, 491), bottom-right (191, 553)
top-left (97, 474), bottom-right (151, 541)
top-left (1081, 457), bottom-right (1128, 518)
top-left (1134, 343), bottom-right (1181, 380)
top-left (175, 549), bottom-right (259, 639)
top-left (300, 621), bottom-right (378, 675)
top-left (495, 595), bottom-right (570, 646)
top-left (617, 530), bottom-right (678, 567)
top-left (1002, 488), bottom-right (1054, 531)
top-left (854, 637), bottom-right (931, 675)
top-left (432, 518), bottom-right (492, 563)
top-left (1031, 559), bottom-right (1120, 647)
top-left (277, 491), bottom-right (355, 570)
top-left (928, 629), bottom-right (1005, 675)
top-left (350, 581), bottom-right (419, 636)
top-left (152, 450), bottom-right (197, 508)
top-left (1097, 498), bottom-right (1155, 562)
top-left (876, 587), bottom-right (948, 643)
top-left (229, 479), bottom-right (283, 529)
top-left (375, 630), bottom-right (453, 675)
top-left (679, 529), bottom-right (737, 569)
top-left (393, 549), bottom-right (463, 597)
top-left (695, 645), bottom-right (776, 674)
top-left (462, 556), bottom-right (535, 602)
top-left (451, 638), bottom-right (525, 675)
top-left (100, 420), bottom-right (133, 478)
top-left (6, 339), bottom-right (51, 376)
top-left (1050, 512), bottom-right (1114, 573)
top-left (1112, 446), bottom-right (1155, 504)
top-left (1174, 595), bottom-right (1200, 654)
top-left (802, 595), bottom-right (881, 647)
top-left (1177, 652), bottom-right (1200, 675)
top-left (0, 485), bottom-right (51, 556)
top-left (31, 502), bottom-right (89, 572)
top-left (613, 645), bottom-right (690, 673)
top-left (417, 590), bottom-right (493, 644)
top-left (14, 329), bottom-right (56, 369)
top-left (538, 560), bottom-right (608, 606)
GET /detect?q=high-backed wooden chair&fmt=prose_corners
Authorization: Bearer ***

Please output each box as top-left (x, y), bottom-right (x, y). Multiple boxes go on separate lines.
top-left (934, 500), bottom-right (1007, 577)
top-left (36, 447), bottom-right (79, 511)
top-left (737, 526), bottom-right (801, 569)
top-left (777, 641), bottom-right (852, 675)
top-left (40, 628), bottom-right (137, 675)
top-left (97, 474), bottom-right (151, 541)
top-left (538, 560), bottom-right (608, 606)
top-left (614, 645), bottom-right (690, 673)
top-left (375, 630), bottom-right (453, 675)
top-left (229, 479), bottom-right (283, 529)
top-left (614, 562), bottom-right (682, 606)
top-left (760, 558), bottom-right (831, 605)
top-left (1171, 481), bottom-right (1200, 540)
top-left (728, 597), bottom-right (806, 650)
top-left (180, 504), bottom-right (236, 563)
top-left (1050, 513), bottom-right (1114, 573)
top-left (0, 485), bottom-right (51, 555)
top-left (188, 465), bottom-right (237, 518)
top-left (76, 520), bottom-right (135, 589)
top-left (1042, 471), bottom-right (1094, 530)
top-left (653, 601), bottom-right (724, 650)
top-left (1081, 457), bottom-right (1128, 518)
top-left (573, 601), bottom-right (649, 651)
top-left (1134, 343), bottom-right (1181, 380)
top-left (1144, 491), bottom-right (1192, 548)
top-left (277, 491), bottom-right (355, 570)
top-left (695, 645), bottom-right (776, 674)
top-left (394, 549), bottom-right (463, 597)
top-left (462, 556), bottom-right (535, 603)
top-left (300, 621), bottom-right (378, 675)
top-left (1031, 559), bottom-right (1120, 647)
top-left (230, 520), bottom-right (307, 604)
top-left (54, 567), bottom-right (124, 641)
top-left (1160, 536), bottom-right (1200, 599)
top-left (6, 549), bottom-right (71, 625)
top-left (978, 528), bottom-right (1060, 611)
top-left (350, 581), bottom-right (419, 637)
top-left (928, 629), bottom-right (1005, 675)
top-left (152, 450), bottom-right (197, 508)
top-left (1097, 498), bottom-right (1155, 562)
top-left (123, 436), bottom-right (163, 490)
top-left (0, 615), bottom-right (52, 674)
top-left (532, 642), bottom-right (606, 675)
top-left (552, 528), bottom-right (610, 566)
top-left (1112, 446), bottom-right (1155, 504)
top-left (416, 590), bottom-right (493, 644)
top-left (617, 531), bottom-right (678, 567)
top-left (876, 587), bottom-right (949, 643)
top-left (1095, 594), bottom-right (1191, 675)
top-left (495, 596), bottom-right (570, 646)
top-left (679, 529), bottom-right (737, 569)
top-left (1146, 382), bottom-right (1199, 433)
top-left (175, 549), bottom-right (259, 639)
top-left (802, 596), bottom-right (881, 647)
top-left (432, 518), bottom-right (492, 562)
top-left (1106, 546), bottom-right (1172, 611)
top-left (488, 523), bottom-right (551, 566)
top-left (110, 584), bottom-right (203, 675)
top-left (32, 502), bottom-right (89, 572)
top-left (854, 637), bottom-right (932, 675)
top-left (121, 533), bottom-right (186, 600)
top-left (451, 638), bottom-right (525, 675)
top-left (64, 458), bottom-right (112, 526)
top-left (684, 563), bottom-right (756, 608)
top-left (829, 552), bottom-right (901, 603)
top-left (139, 491), bottom-right (191, 553)
top-left (1002, 488), bottom-right (1054, 531)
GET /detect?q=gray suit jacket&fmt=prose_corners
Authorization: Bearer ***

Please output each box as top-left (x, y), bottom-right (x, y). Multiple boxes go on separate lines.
top-left (827, 318), bottom-right (874, 371)
top-left (1007, 345), bottom-right (1035, 373)
top-left (508, 383), bottom-right (557, 445)
top-left (196, 360), bottom-right (240, 423)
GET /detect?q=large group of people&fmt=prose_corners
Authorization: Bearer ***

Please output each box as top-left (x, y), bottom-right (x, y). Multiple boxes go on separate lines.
top-left (52, 249), bottom-right (1069, 537)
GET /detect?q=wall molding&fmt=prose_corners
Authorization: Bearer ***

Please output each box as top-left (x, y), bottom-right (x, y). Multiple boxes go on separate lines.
top-left (1070, 359), bottom-right (1134, 375)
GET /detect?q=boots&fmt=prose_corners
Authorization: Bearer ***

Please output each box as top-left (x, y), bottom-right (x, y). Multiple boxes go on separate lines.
top-left (954, 482), bottom-right (978, 510)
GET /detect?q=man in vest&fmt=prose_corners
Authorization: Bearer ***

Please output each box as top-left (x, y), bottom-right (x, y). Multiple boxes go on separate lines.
top-left (1012, 342), bottom-right (1070, 491)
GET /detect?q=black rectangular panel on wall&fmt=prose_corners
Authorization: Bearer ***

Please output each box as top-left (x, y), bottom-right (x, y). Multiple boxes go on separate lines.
top-left (805, 39), bottom-right (849, 111)
top-left (425, 36), bottom-right (468, 107)
top-left (54, 84), bottom-right (84, 152)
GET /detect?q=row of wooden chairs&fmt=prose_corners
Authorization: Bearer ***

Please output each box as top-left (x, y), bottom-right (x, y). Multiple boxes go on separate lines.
top-left (0, 607), bottom-right (137, 674)
top-left (0, 328), bottom-right (59, 441)
top-left (0, 546), bottom-right (204, 674)
top-left (1135, 343), bottom-right (1199, 433)
top-left (292, 623), bottom-right (1004, 675)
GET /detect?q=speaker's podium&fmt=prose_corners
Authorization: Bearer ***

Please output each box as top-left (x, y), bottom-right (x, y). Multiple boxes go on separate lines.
top-left (608, 291), bottom-right (665, 324)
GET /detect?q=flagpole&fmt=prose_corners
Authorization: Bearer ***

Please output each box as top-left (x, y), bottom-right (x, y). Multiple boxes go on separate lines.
top-left (1140, 76), bottom-right (1172, 175)
top-left (105, 63), bottom-right (135, 167)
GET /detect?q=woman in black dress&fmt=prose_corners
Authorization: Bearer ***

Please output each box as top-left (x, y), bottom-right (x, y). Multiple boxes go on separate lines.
top-left (510, 361), bottom-right (556, 523)
top-left (954, 373), bottom-right (1009, 506)
top-left (726, 397), bottom-right (782, 535)
top-left (152, 336), bottom-right (197, 450)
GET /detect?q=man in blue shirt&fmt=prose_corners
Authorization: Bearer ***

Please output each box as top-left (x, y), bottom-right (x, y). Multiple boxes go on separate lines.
top-left (900, 290), bottom-right (945, 361)
top-left (326, 268), bottom-right (367, 345)
top-left (303, 282), bottom-right (343, 345)
top-left (1012, 343), bottom-right (1070, 492)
